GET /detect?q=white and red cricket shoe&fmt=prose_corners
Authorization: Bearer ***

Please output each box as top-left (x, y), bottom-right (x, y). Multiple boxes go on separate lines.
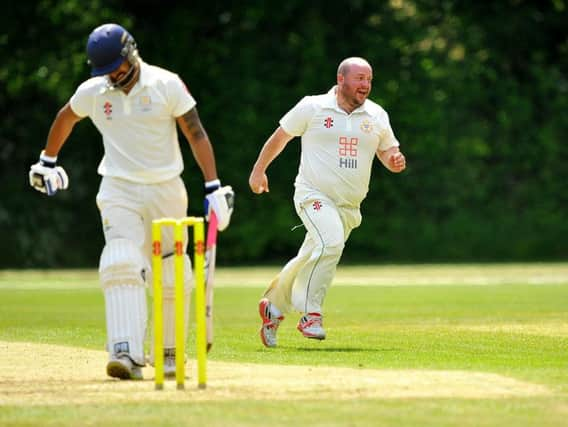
top-left (258, 298), bottom-right (284, 348)
top-left (297, 313), bottom-right (326, 340)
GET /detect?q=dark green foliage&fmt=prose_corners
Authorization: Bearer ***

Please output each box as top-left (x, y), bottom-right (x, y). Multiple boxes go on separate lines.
top-left (2, 0), bottom-right (567, 267)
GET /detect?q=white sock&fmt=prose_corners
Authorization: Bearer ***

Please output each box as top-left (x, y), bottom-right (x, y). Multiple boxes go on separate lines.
top-left (270, 303), bottom-right (282, 318)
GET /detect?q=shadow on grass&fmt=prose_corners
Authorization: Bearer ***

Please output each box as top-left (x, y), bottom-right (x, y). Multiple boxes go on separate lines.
top-left (283, 346), bottom-right (401, 353)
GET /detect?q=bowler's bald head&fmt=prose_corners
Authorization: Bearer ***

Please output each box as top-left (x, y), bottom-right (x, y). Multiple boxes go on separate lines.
top-left (337, 57), bottom-right (372, 76)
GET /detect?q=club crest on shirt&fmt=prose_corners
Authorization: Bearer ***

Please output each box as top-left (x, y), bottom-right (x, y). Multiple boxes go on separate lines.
top-left (139, 95), bottom-right (152, 111)
top-left (360, 119), bottom-right (373, 133)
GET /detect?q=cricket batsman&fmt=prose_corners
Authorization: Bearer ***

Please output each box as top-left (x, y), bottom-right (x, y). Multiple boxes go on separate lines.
top-left (29, 23), bottom-right (234, 379)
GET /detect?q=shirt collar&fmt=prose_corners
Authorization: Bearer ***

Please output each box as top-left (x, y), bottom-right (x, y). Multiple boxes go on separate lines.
top-left (324, 85), bottom-right (370, 114)
top-left (125, 61), bottom-right (150, 96)
top-left (136, 60), bottom-right (151, 88)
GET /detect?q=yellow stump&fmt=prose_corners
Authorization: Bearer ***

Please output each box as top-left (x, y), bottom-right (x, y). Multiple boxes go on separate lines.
top-left (152, 217), bottom-right (206, 390)
top-left (151, 222), bottom-right (164, 390)
top-left (191, 220), bottom-right (207, 389)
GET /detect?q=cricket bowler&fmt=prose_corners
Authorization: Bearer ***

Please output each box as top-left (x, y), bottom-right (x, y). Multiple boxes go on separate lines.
top-left (249, 57), bottom-right (406, 347)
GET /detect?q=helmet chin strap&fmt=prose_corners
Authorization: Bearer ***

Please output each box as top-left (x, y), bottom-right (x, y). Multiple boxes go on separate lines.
top-left (107, 60), bottom-right (140, 91)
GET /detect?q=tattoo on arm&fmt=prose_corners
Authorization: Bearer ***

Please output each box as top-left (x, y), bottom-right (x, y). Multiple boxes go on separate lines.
top-left (181, 108), bottom-right (207, 141)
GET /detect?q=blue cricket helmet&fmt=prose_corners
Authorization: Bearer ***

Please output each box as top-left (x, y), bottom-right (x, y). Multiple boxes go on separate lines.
top-left (86, 23), bottom-right (137, 77)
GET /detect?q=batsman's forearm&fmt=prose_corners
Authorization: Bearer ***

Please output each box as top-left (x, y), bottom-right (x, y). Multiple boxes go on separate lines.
top-left (44, 123), bottom-right (74, 157)
top-left (177, 108), bottom-right (219, 181)
top-left (190, 137), bottom-right (218, 182)
top-left (44, 104), bottom-right (81, 157)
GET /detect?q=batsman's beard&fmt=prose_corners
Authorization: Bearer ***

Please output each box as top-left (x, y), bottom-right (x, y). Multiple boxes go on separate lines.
top-left (108, 61), bottom-right (140, 91)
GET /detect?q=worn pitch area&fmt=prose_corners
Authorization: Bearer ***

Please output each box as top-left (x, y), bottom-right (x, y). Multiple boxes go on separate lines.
top-left (0, 341), bottom-right (550, 405)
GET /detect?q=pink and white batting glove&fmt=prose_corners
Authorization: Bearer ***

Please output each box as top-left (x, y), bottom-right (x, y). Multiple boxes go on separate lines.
top-left (204, 179), bottom-right (235, 231)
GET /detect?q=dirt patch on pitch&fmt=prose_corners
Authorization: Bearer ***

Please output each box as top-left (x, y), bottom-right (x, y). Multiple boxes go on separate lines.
top-left (0, 341), bottom-right (551, 405)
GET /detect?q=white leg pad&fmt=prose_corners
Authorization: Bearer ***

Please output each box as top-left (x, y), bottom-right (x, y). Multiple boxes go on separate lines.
top-left (99, 238), bottom-right (147, 366)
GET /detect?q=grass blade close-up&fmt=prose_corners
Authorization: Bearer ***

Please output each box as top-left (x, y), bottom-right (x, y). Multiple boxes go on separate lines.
top-left (0, 264), bottom-right (567, 427)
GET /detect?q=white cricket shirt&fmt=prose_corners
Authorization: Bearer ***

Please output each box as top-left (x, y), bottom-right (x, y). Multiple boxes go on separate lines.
top-left (70, 61), bottom-right (196, 183)
top-left (280, 86), bottom-right (399, 208)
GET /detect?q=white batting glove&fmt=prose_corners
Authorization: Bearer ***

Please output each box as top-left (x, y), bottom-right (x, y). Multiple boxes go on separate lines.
top-left (204, 180), bottom-right (235, 231)
top-left (29, 151), bottom-right (69, 196)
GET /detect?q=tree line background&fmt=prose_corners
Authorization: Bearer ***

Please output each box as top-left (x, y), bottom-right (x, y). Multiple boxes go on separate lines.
top-left (1, 0), bottom-right (567, 268)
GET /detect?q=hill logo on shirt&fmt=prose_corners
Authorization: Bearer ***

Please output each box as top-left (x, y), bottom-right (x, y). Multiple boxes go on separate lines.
top-left (338, 136), bottom-right (358, 169)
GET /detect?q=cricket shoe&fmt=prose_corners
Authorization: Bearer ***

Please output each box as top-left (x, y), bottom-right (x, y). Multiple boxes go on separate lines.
top-left (107, 353), bottom-right (143, 380)
top-left (164, 348), bottom-right (177, 378)
top-left (259, 298), bottom-right (284, 348)
top-left (147, 349), bottom-right (183, 378)
top-left (297, 313), bottom-right (326, 340)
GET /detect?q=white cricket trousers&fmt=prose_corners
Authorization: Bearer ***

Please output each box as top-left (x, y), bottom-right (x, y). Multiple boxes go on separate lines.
top-left (265, 191), bottom-right (361, 315)
top-left (96, 176), bottom-right (189, 258)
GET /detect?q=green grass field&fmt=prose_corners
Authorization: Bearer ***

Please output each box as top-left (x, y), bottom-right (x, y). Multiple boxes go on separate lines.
top-left (0, 264), bottom-right (567, 426)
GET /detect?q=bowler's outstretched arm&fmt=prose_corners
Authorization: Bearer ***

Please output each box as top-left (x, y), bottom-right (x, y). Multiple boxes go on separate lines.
top-left (249, 127), bottom-right (294, 194)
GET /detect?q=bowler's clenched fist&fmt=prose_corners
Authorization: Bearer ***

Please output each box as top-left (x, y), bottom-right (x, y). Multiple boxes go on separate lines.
top-left (249, 169), bottom-right (269, 194)
top-left (389, 152), bottom-right (406, 173)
